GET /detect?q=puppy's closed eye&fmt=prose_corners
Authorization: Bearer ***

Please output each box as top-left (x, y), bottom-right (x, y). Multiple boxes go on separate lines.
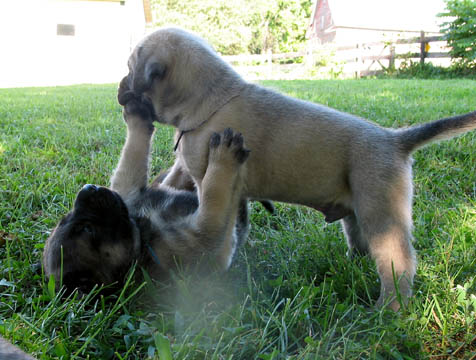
top-left (72, 223), bottom-right (95, 237)
top-left (83, 225), bottom-right (93, 235)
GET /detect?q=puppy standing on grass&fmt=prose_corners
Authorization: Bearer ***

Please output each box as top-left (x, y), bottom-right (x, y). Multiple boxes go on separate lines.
top-left (43, 98), bottom-right (250, 294)
top-left (118, 28), bottom-right (476, 311)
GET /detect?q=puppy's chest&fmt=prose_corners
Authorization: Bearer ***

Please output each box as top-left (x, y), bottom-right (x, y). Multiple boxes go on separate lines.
top-left (134, 205), bottom-right (168, 230)
top-left (179, 136), bottom-right (209, 179)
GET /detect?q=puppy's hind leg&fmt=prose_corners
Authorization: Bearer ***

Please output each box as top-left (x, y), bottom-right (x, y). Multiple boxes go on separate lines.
top-left (351, 174), bottom-right (416, 311)
top-left (342, 213), bottom-right (368, 257)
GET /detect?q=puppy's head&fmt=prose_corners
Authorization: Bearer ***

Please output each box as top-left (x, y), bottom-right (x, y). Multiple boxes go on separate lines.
top-left (118, 28), bottom-right (242, 129)
top-left (43, 185), bottom-right (140, 296)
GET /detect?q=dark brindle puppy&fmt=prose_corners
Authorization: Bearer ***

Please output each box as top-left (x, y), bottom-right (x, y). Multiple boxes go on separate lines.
top-left (43, 99), bottom-right (250, 295)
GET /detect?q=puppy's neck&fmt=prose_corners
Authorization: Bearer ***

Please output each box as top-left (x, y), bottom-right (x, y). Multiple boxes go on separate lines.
top-left (173, 93), bottom-right (242, 152)
top-left (132, 216), bottom-right (161, 267)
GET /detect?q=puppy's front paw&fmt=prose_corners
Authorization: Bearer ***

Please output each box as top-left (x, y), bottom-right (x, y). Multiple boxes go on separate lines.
top-left (121, 101), bottom-right (154, 135)
top-left (118, 75), bottom-right (156, 126)
top-left (209, 128), bottom-right (250, 166)
top-left (118, 75), bottom-right (134, 105)
top-left (124, 96), bottom-right (155, 120)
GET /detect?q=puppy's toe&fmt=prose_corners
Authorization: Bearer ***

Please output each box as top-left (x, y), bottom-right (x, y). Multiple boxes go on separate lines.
top-left (209, 132), bottom-right (221, 148)
top-left (231, 132), bottom-right (244, 148)
top-left (231, 132), bottom-right (250, 164)
top-left (223, 128), bottom-right (234, 146)
top-left (235, 147), bottom-right (250, 164)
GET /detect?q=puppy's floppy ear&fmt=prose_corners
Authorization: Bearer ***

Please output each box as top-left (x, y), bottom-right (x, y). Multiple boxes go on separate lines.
top-left (133, 61), bottom-right (166, 93)
top-left (145, 62), bottom-right (166, 83)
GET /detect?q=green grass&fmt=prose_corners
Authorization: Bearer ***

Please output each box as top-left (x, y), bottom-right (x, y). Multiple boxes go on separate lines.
top-left (0, 79), bottom-right (475, 359)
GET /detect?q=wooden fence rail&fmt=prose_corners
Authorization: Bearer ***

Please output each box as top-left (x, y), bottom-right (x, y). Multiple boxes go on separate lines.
top-left (339, 33), bottom-right (447, 68)
top-left (222, 32), bottom-right (449, 78)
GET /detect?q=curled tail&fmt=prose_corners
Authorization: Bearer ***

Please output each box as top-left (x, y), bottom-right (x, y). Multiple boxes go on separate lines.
top-left (398, 110), bottom-right (476, 153)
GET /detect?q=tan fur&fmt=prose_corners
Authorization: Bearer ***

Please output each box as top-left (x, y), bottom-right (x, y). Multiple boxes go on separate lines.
top-left (121, 28), bottom-right (476, 310)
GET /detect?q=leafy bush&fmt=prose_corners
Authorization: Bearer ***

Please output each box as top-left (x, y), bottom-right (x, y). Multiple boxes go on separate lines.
top-left (150, 0), bottom-right (312, 55)
top-left (247, 0), bottom-right (312, 54)
top-left (383, 60), bottom-right (476, 79)
top-left (438, 0), bottom-right (476, 67)
top-left (151, 0), bottom-right (252, 55)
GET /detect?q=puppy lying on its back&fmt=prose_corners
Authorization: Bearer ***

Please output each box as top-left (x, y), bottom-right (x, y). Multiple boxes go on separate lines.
top-left (43, 98), bottom-right (250, 294)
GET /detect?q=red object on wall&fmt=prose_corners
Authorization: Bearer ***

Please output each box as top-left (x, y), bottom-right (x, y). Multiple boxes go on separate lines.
top-left (309, 0), bottom-right (336, 43)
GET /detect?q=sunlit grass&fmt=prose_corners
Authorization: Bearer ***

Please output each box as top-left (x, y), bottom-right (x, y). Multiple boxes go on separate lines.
top-left (0, 80), bottom-right (475, 358)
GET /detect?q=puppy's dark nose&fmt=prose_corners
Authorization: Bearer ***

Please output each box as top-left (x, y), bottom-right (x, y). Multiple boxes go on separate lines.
top-left (82, 184), bottom-right (98, 192)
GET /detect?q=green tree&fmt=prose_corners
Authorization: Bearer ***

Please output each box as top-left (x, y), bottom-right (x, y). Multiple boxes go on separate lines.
top-left (249, 0), bottom-right (312, 54)
top-left (151, 0), bottom-right (253, 55)
top-left (150, 0), bottom-right (312, 55)
top-left (438, 0), bottom-right (476, 67)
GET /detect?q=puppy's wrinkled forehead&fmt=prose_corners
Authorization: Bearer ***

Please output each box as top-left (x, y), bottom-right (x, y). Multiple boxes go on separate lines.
top-left (125, 28), bottom-right (217, 96)
top-left (127, 41), bottom-right (169, 94)
top-left (128, 44), bottom-right (144, 70)
top-left (128, 28), bottom-right (211, 72)
top-left (128, 31), bottom-right (166, 67)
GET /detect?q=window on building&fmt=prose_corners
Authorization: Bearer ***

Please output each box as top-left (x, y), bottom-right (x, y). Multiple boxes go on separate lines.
top-left (57, 24), bottom-right (75, 36)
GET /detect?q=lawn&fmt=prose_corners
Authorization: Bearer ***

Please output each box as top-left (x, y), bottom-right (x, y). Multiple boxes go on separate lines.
top-left (0, 79), bottom-right (475, 359)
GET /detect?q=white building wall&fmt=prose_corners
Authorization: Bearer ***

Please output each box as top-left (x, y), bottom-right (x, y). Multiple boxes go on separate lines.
top-left (0, 0), bottom-right (146, 88)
